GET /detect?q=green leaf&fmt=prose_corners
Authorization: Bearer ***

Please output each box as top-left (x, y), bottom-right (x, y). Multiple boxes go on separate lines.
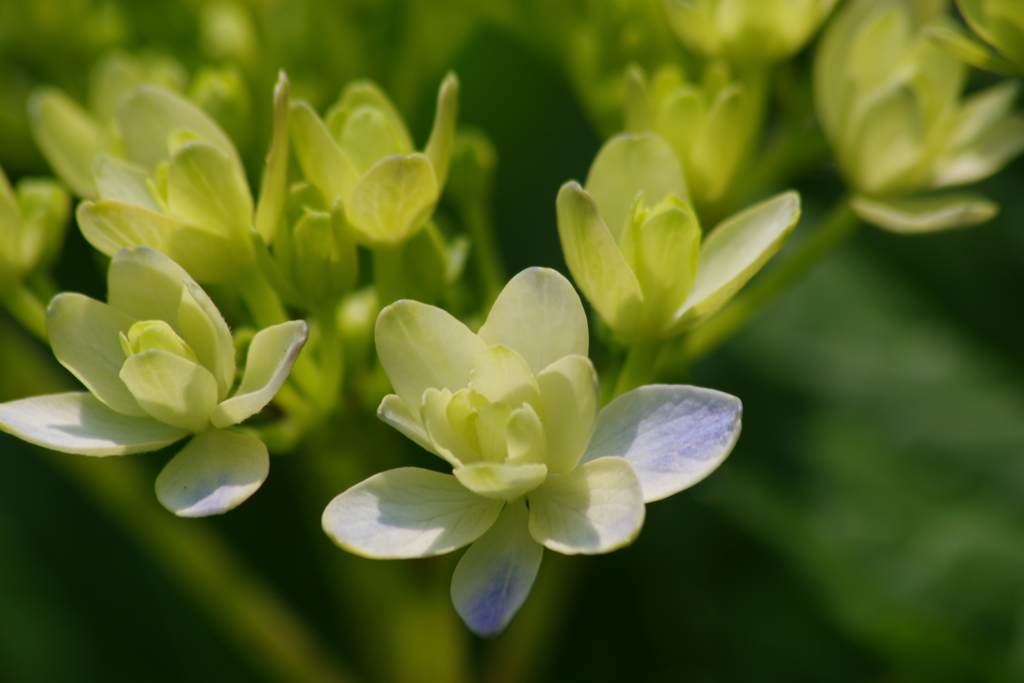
top-left (851, 193), bottom-right (997, 233)
top-left (155, 429), bottom-right (269, 517)
top-left (27, 87), bottom-right (105, 198)
top-left (321, 467), bottom-right (504, 559)
top-left (527, 456), bottom-right (645, 555)
top-left (0, 392), bottom-right (187, 456)
top-left (210, 320), bottom-right (308, 428)
top-left (345, 153), bottom-right (438, 246)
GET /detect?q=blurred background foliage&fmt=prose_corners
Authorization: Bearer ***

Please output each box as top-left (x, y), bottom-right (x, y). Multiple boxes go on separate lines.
top-left (2, 0), bottom-right (1024, 681)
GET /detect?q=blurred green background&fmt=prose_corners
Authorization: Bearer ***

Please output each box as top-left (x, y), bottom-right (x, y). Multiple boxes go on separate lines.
top-left (3, 1), bottom-right (1024, 681)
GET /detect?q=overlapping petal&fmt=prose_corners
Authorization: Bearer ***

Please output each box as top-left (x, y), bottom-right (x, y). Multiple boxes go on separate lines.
top-left (155, 429), bottom-right (269, 517)
top-left (322, 467), bottom-right (504, 559)
top-left (580, 384), bottom-right (741, 502)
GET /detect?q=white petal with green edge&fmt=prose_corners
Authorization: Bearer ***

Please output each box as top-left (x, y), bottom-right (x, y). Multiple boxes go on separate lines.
top-left (108, 247), bottom-right (235, 394)
top-left (211, 320), bottom-right (308, 428)
top-left (120, 350), bottom-right (219, 432)
top-left (77, 201), bottom-right (241, 284)
top-left (424, 73), bottom-right (460, 189)
top-left (47, 293), bottom-right (146, 417)
top-left (375, 300), bottom-right (485, 415)
top-left (670, 191), bottom-right (800, 334)
top-left (28, 87), bottom-right (104, 198)
top-left (851, 193), bottom-right (997, 233)
top-left (584, 133), bottom-right (688, 239)
top-left (155, 429), bottom-right (269, 517)
top-left (454, 462), bottom-right (548, 501)
top-left (167, 141), bottom-right (253, 242)
top-left (345, 153), bottom-right (438, 246)
top-left (377, 394), bottom-right (433, 452)
top-left (468, 345), bottom-right (541, 411)
top-left (579, 384), bottom-right (741, 502)
top-left (290, 102), bottom-right (360, 204)
top-left (477, 268), bottom-right (588, 375)
top-left (0, 392), bottom-right (187, 456)
top-left (93, 154), bottom-right (161, 212)
top-left (536, 355), bottom-right (599, 475)
top-left (117, 85), bottom-right (242, 174)
top-left (451, 500), bottom-right (543, 637)
top-left (556, 182), bottom-right (643, 334)
top-left (527, 456), bottom-right (645, 555)
top-left (321, 467), bottom-right (504, 559)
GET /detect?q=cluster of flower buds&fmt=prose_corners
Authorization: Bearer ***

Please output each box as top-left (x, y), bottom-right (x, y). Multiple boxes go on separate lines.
top-left (816, 0), bottom-right (1024, 232)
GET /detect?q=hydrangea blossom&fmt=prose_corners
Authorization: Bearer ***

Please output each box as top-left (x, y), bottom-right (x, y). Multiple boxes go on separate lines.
top-left (322, 268), bottom-right (742, 635)
top-left (0, 247), bottom-right (307, 516)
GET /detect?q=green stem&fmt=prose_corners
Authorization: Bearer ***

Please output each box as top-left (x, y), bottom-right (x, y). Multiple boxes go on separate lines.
top-left (460, 199), bottom-right (505, 304)
top-left (682, 196), bottom-right (860, 363)
top-left (312, 305), bottom-right (344, 414)
top-left (372, 245), bottom-right (405, 310)
top-left (611, 340), bottom-right (662, 400)
top-left (2, 285), bottom-right (49, 343)
top-left (240, 267), bottom-right (289, 329)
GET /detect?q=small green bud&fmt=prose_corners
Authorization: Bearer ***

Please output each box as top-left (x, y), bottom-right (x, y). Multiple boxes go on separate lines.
top-left (89, 51), bottom-right (188, 124)
top-left (188, 65), bottom-right (252, 148)
top-left (120, 320), bottom-right (199, 363)
top-left (0, 166), bottom-right (70, 295)
top-left (446, 127), bottom-right (498, 205)
top-left (291, 73), bottom-right (460, 247)
top-left (816, 0), bottom-right (1024, 231)
top-left (664, 0), bottom-right (838, 64)
top-left (274, 200), bottom-right (358, 309)
top-left (624, 63), bottom-right (761, 207)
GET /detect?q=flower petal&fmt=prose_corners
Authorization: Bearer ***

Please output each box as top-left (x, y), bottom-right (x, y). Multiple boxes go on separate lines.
top-left (556, 182), bottom-right (643, 336)
top-left (579, 384), bottom-right (741, 503)
top-left (377, 393), bottom-right (434, 452)
top-left (584, 133), bottom-right (688, 240)
top-left (476, 267), bottom-right (588, 376)
top-left (120, 350), bottom-right (219, 432)
top-left (155, 429), bottom-right (269, 517)
top-left (536, 355), bottom-right (599, 474)
top-left (670, 191), bottom-right (800, 334)
top-left (454, 462), bottom-right (548, 501)
top-left (424, 73), bottom-right (460, 189)
top-left (46, 293), bottom-right (146, 416)
top-left (0, 392), bottom-right (187, 456)
top-left (107, 246), bottom-right (235, 397)
top-left (345, 153), bottom-right (438, 246)
top-left (527, 456), bottom-right (644, 555)
top-left (117, 85), bottom-right (242, 175)
top-left (93, 154), bottom-right (161, 211)
top-left (210, 320), bottom-right (308, 428)
top-left (28, 87), bottom-right (103, 198)
top-left (421, 388), bottom-right (479, 466)
top-left (468, 345), bottom-right (541, 411)
top-left (321, 467), bottom-right (504, 559)
top-left (451, 500), bottom-right (543, 637)
top-left (167, 141), bottom-right (253, 242)
top-left (851, 193), bottom-right (997, 233)
top-left (76, 200), bottom-right (244, 284)
top-left (375, 299), bottom-right (484, 415)
top-left (289, 101), bottom-right (360, 204)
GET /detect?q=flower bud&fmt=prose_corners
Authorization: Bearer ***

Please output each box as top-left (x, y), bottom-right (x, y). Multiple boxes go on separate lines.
top-left (624, 62), bottom-right (762, 206)
top-left (557, 133), bottom-right (799, 340)
top-left (188, 65), bottom-right (253, 149)
top-left (816, 0), bottom-right (1024, 232)
top-left (290, 73), bottom-right (459, 247)
top-left (0, 166), bottom-right (70, 296)
top-left (664, 0), bottom-right (837, 64)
